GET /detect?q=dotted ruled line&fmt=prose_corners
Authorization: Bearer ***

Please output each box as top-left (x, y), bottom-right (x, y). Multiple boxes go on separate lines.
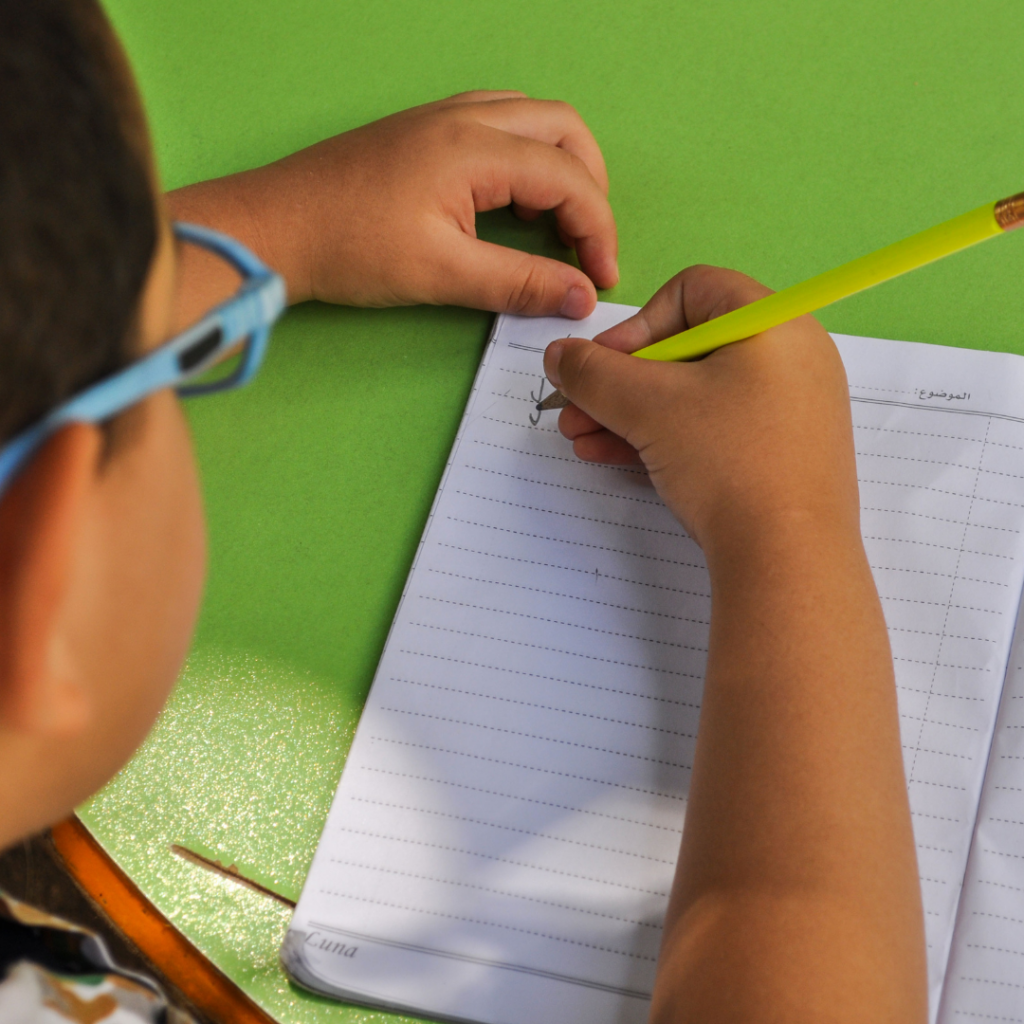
top-left (391, 676), bottom-right (697, 740)
top-left (981, 848), bottom-right (1024, 862)
top-left (849, 385), bottom-right (919, 396)
top-left (854, 424), bottom-right (985, 444)
top-left (425, 567), bottom-right (709, 626)
top-left (896, 683), bottom-right (985, 701)
top-left (472, 436), bottom-right (645, 475)
top-left (953, 1012), bottom-right (1024, 1023)
top-left (966, 913), bottom-right (1024, 929)
top-left (360, 765), bottom-right (683, 833)
top-left (447, 516), bottom-right (700, 569)
top-left (490, 391), bottom-right (539, 404)
top-left (989, 439), bottom-right (1024, 454)
top-left (977, 465), bottom-right (1024, 485)
top-left (901, 743), bottom-right (973, 760)
top-left (858, 477), bottom-right (1024, 510)
top-left (978, 878), bottom-right (1024, 894)
top-left (862, 506), bottom-right (1021, 535)
top-left (466, 463), bottom-right (664, 507)
top-left (959, 976), bottom-right (1024, 990)
top-left (873, 564), bottom-right (1009, 588)
top-left (420, 595), bottom-right (706, 653)
top-left (864, 534), bottom-right (1013, 561)
top-left (889, 626), bottom-right (995, 644)
top-left (347, 796), bottom-right (675, 864)
top-left (481, 415), bottom-right (559, 436)
top-left (370, 735), bottom-right (690, 802)
top-left (456, 490), bottom-right (686, 539)
top-left (318, 886), bottom-right (656, 962)
top-left (379, 705), bottom-right (693, 770)
top-left (493, 366), bottom-right (545, 377)
top-left (909, 778), bottom-right (967, 791)
top-left (410, 622), bottom-right (703, 679)
top-left (857, 451), bottom-right (980, 472)
top-left (900, 713), bottom-right (980, 733)
top-left (880, 594), bottom-right (1001, 614)
top-left (435, 542), bottom-right (710, 600)
top-left (894, 656), bottom-right (991, 672)
top-left (953, 1011), bottom-right (1024, 1022)
top-left (333, 822), bottom-right (670, 895)
top-left (398, 648), bottom-right (703, 709)
top-left (326, 855), bottom-right (665, 929)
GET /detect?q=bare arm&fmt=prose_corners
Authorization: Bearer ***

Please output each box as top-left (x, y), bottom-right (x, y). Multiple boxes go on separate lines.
top-left (657, 515), bottom-right (924, 1022)
top-left (545, 266), bottom-right (927, 1023)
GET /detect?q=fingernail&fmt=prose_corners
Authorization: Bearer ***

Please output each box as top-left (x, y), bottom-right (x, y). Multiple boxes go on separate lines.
top-left (545, 340), bottom-right (564, 387)
top-left (559, 285), bottom-right (590, 319)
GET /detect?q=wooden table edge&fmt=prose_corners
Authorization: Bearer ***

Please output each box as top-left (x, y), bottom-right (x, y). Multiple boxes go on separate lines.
top-left (51, 816), bottom-right (276, 1024)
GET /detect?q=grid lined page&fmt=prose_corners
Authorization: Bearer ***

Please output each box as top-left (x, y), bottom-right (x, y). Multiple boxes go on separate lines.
top-left (838, 334), bottom-right (1024, 1018)
top-left (939, 608), bottom-right (1024, 1024)
top-left (284, 314), bottom-right (1024, 1024)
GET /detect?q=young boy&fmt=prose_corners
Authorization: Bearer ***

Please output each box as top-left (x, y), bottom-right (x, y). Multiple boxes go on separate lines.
top-left (0, 1), bottom-right (927, 1022)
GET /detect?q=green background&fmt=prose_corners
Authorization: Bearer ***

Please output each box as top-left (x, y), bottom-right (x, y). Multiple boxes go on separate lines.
top-left (86, 1), bottom-right (1024, 1021)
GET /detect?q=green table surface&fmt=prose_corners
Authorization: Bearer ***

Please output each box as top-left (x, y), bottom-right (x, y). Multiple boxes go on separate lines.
top-left (87, 1), bottom-right (1024, 1021)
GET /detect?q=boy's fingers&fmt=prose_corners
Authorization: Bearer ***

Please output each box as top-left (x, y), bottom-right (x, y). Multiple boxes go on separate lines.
top-left (463, 98), bottom-right (610, 194)
top-left (544, 337), bottom-right (670, 441)
top-left (556, 405), bottom-right (643, 465)
top-left (511, 202), bottom-right (542, 222)
top-left (420, 90), bottom-right (529, 114)
top-left (594, 265), bottom-right (771, 353)
top-left (420, 91), bottom-right (611, 197)
top-left (436, 235), bottom-right (597, 317)
top-left (440, 89), bottom-right (529, 106)
top-left (557, 402), bottom-right (604, 438)
top-left (482, 131), bottom-right (617, 288)
top-left (591, 310), bottom-right (658, 353)
top-left (571, 429), bottom-right (644, 465)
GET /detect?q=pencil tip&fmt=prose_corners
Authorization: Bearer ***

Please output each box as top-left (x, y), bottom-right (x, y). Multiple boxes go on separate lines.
top-left (536, 390), bottom-right (570, 412)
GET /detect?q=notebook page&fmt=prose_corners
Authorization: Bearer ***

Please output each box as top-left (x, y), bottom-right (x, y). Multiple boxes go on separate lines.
top-left (939, 604), bottom-right (1024, 1024)
top-left (284, 303), bottom-right (694, 1024)
top-left (284, 311), bottom-right (1024, 1024)
top-left (837, 335), bottom-right (1024, 1018)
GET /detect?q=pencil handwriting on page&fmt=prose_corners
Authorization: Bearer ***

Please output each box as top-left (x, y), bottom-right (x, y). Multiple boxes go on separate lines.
top-left (528, 376), bottom-right (546, 427)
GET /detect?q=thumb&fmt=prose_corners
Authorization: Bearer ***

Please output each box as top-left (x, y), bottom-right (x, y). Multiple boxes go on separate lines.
top-left (436, 233), bottom-right (598, 317)
top-left (544, 337), bottom-right (669, 441)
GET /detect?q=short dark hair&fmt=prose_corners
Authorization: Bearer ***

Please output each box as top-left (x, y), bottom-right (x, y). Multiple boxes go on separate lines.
top-left (0, 0), bottom-right (157, 444)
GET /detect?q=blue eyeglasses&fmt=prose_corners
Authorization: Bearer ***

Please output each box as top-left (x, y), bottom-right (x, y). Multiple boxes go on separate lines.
top-left (0, 222), bottom-right (286, 498)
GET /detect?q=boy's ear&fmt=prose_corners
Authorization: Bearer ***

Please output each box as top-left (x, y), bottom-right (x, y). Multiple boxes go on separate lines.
top-left (0, 424), bottom-right (104, 735)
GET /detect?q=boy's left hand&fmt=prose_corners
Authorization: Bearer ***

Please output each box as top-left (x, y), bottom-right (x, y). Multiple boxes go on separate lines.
top-left (168, 91), bottom-right (617, 321)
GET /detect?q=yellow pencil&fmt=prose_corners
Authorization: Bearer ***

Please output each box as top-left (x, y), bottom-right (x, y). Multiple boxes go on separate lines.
top-left (538, 190), bottom-right (1024, 411)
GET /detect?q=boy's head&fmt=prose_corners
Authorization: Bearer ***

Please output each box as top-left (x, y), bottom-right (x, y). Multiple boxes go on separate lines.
top-left (0, 0), bottom-right (205, 847)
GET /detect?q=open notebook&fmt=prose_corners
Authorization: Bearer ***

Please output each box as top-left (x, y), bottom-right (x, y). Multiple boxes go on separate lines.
top-left (282, 303), bottom-right (1024, 1024)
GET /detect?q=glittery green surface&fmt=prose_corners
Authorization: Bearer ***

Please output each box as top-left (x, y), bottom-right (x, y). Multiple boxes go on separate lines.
top-left (81, 646), bottom-right (413, 1023)
top-left (82, 0), bottom-right (1024, 1021)
top-left (80, 297), bottom-right (489, 1023)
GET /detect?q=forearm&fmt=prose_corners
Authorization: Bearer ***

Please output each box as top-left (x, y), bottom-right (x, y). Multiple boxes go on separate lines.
top-left (165, 167), bottom-right (310, 332)
top-left (651, 512), bottom-right (927, 1023)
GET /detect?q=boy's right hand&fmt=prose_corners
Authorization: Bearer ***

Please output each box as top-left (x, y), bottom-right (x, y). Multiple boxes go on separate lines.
top-left (577, 270), bottom-right (928, 1024)
top-left (544, 265), bottom-right (860, 554)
